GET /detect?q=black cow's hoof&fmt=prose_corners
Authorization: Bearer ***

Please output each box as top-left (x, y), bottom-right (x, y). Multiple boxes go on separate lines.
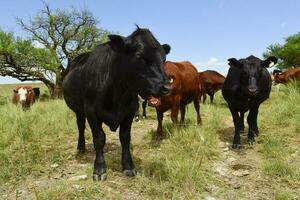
top-left (232, 144), bottom-right (241, 149)
top-left (134, 116), bottom-right (140, 122)
top-left (92, 173), bottom-right (107, 181)
top-left (247, 138), bottom-right (255, 145)
top-left (123, 169), bottom-right (137, 177)
top-left (255, 131), bottom-right (259, 136)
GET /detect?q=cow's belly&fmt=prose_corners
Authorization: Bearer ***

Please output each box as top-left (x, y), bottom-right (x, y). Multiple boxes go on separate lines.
top-left (94, 97), bottom-right (137, 131)
top-left (181, 92), bottom-right (198, 105)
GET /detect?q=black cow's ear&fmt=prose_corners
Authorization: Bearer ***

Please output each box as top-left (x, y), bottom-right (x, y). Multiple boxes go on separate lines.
top-left (108, 35), bottom-right (125, 52)
top-left (13, 89), bottom-right (18, 93)
top-left (263, 56), bottom-right (278, 68)
top-left (162, 44), bottom-right (171, 55)
top-left (228, 58), bottom-right (241, 67)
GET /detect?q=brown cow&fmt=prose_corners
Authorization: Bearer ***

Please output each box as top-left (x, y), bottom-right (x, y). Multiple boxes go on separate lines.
top-left (149, 61), bottom-right (201, 139)
top-left (12, 86), bottom-right (36, 109)
top-left (198, 70), bottom-right (225, 103)
top-left (273, 67), bottom-right (300, 84)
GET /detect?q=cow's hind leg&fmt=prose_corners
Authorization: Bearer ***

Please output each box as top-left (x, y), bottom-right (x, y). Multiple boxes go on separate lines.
top-left (202, 93), bottom-right (207, 103)
top-left (209, 93), bottom-right (214, 103)
top-left (134, 101), bottom-right (140, 122)
top-left (180, 104), bottom-right (186, 124)
top-left (119, 114), bottom-right (136, 177)
top-left (171, 96), bottom-right (181, 123)
top-left (142, 99), bottom-right (147, 118)
top-left (76, 113), bottom-right (86, 154)
top-left (85, 109), bottom-right (107, 181)
top-left (193, 97), bottom-right (202, 125)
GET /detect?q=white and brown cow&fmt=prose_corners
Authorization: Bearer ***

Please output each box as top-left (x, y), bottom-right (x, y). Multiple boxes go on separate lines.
top-left (12, 86), bottom-right (36, 109)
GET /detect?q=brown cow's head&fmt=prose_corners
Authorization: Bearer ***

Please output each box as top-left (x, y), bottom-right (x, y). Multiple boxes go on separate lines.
top-left (273, 72), bottom-right (285, 84)
top-left (148, 75), bottom-right (174, 107)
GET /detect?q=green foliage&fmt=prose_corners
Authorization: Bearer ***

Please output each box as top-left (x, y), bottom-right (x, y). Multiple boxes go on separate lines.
top-left (0, 31), bottom-right (55, 82)
top-left (264, 32), bottom-right (300, 69)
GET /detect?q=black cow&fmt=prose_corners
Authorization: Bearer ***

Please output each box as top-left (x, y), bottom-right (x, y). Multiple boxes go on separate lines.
top-left (222, 55), bottom-right (277, 149)
top-left (33, 87), bottom-right (40, 98)
top-left (62, 27), bottom-right (171, 181)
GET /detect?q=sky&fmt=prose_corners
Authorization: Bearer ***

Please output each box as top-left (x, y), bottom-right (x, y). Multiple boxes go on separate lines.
top-left (0, 0), bottom-right (299, 83)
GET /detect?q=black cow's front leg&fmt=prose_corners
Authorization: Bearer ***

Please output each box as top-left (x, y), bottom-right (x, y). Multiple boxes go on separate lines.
top-left (76, 113), bottom-right (86, 154)
top-left (239, 112), bottom-right (245, 133)
top-left (119, 114), bottom-right (136, 177)
top-left (229, 106), bottom-right (242, 149)
top-left (247, 105), bottom-right (259, 145)
top-left (85, 109), bottom-right (107, 181)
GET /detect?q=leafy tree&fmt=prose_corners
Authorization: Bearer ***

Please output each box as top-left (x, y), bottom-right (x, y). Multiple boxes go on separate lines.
top-left (0, 3), bottom-right (110, 98)
top-left (0, 31), bottom-right (56, 88)
top-left (263, 32), bottom-right (300, 69)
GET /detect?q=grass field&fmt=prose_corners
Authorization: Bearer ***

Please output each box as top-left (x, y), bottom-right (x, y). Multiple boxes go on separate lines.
top-left (0, 82), bottom-right (299, 199)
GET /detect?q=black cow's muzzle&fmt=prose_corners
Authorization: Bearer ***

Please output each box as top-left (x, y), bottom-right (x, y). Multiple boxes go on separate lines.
top-left (248, 87), bottom-right (258, 96)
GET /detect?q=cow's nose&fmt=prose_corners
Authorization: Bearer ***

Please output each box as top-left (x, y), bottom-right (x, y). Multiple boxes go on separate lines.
top-left (248, 87), bottom-right (257, 95)
top-left (161, 84), bottom-right (172, 95)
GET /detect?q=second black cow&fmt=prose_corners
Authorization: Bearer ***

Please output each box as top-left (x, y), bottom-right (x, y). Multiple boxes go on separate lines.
top-left (222, 55), bottom-right (277, 149)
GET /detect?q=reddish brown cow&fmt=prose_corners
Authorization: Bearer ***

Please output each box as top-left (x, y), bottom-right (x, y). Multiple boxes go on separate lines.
top-left (273, 67), bottom-right (300, 84)
top-left (198, 70), bottom-right (225, 103)
top-left (12, 86), bottom-right (36, 109)
top-left (149, 61), bottom-right (201, 139)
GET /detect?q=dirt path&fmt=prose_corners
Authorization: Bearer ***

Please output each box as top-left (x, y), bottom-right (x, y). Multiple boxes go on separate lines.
top-left (212, 118), bottom-right (276, 200)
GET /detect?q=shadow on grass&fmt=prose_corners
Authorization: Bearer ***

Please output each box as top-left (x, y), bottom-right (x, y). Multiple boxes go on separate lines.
top-left (74, 141), bottom-right (144, 174)
top-left (218, 126), bottom-right (255, 152)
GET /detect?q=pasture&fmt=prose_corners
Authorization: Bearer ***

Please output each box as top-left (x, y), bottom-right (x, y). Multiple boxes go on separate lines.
top-left (0, 82), bottom-right (299, 199)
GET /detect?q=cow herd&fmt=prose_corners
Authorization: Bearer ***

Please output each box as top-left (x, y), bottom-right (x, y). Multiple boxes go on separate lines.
top-left (10, 27), bottom-right (300, 181)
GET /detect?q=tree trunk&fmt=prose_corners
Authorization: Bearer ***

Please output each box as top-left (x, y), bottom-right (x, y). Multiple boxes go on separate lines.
top-left (49, 66), bottom-right (64, 99)
top-left (50, 83), bottom-right (63, 99)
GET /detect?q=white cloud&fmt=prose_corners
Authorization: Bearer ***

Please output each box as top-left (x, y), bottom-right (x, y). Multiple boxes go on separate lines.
top-left (195, 57), bottom-right (228, 75)
top-left (32, 41), bottom-right (45, 48)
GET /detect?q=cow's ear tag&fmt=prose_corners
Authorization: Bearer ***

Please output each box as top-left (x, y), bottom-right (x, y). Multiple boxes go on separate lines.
top-left (269, 61), bottom-right (275, 67)
top-left (169, 77), bottom-right (174, 83)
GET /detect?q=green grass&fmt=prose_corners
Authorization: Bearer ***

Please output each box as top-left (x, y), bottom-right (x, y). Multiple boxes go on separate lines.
top-left (275, 190), bottom-right (299, 200)
top-left (257, 81), bottom-right (300, 183)
top-left (0, 82), bottom-right (299, 199)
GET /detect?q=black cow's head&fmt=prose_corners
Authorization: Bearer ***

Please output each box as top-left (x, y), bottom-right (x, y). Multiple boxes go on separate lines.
top-left (108, 26), bottom-right (171, 98)
top-left (228, 55), bottom-right (277, 96)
